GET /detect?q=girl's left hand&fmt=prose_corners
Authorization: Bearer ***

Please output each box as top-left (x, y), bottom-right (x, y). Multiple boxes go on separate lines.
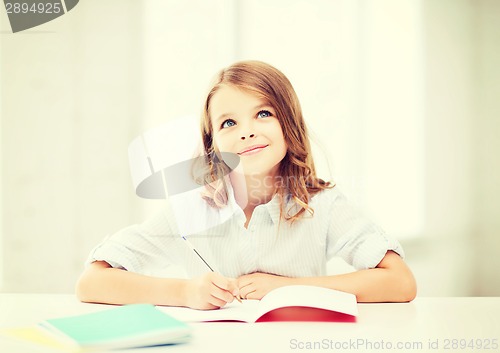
top-left (237, 272), bottom-right (293, 300)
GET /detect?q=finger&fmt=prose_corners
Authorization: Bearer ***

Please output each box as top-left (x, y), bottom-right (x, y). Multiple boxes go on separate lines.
top-left (207, 293), bottom-right (230, 308)
top-left (227, 278), bottom-right (240, 298)
top-left (244, 289), bottom-right (257, 300)
top-left (237, 273), bottom-right (258, 290)
top-left (209, 272), bottom-right (232, 291)
top-left (238, 281), bottom-right (253, 297)
top-left (239, 285), bottom-right (255, 300)
top-left (211, 273), bottom-right (240, 297)
top-left (238, 281), bottom-right (253, 290)
top-left (202, 303), bottom-right (220, 310)
top-left (209, 283), bottom-right (235, 304)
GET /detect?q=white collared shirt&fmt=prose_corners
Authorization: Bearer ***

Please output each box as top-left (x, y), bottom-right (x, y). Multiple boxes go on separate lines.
top-left (86, 186), bottom-right (404, 278)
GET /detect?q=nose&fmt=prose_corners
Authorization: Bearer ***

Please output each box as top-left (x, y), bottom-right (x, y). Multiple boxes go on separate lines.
top-left (241, 133), bottom-right (255, 140)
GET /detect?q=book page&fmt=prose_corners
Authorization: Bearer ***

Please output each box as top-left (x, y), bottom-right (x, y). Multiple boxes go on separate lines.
top-left (255, 285), bottom-right (358, 320)
top-left (160, 285), bottom-right (358, 322)
top-left (161, 300), bottom-right (260, 322)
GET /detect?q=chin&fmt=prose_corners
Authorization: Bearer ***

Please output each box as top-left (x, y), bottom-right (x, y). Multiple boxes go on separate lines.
top-left (242, 164), bottom-right (280, 178)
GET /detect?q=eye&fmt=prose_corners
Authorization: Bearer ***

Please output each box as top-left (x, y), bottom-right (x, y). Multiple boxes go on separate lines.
top-left (257, 110), bottom-right (272, 119)
top-left (221, 119), bottom-right (236, 129)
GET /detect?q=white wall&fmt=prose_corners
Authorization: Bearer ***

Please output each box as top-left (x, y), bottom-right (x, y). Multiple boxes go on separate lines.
top-left (237, 0), bottom-right (425, 238)
top-left (0, 0), bottom-right (144, 292)
top-left (0, 0), bottom-right (243, 292)
top-left (1, 0), bottom-right (499, 296)
top-left (409, 0), bottom-right (476, 296)
top-left (402, 0), bottom-right (500, 296)
top-left (473, 0), bottom-right (500, 296)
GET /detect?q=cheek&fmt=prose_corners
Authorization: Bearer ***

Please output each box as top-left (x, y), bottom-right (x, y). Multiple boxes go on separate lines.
top-left (213, 133), bottom-right (230, 152)
top-left (278, 137), bottom-right (288, 158)
top-left (272, 124), bottom-right (287, 151)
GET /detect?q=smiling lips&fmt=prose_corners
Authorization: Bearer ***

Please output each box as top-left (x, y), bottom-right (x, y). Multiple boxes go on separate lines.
top-left (238, 144), bottom-right (269, 156)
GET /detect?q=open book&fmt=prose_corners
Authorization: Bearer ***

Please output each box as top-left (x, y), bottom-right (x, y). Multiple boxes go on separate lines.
top-left (164, 285), bottom-right (358, 323)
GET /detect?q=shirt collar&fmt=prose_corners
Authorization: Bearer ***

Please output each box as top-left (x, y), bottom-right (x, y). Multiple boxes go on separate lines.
top-left (225, 181), bottom-right (296, 225)
top-left (264, 192), bottom-right (286, 225)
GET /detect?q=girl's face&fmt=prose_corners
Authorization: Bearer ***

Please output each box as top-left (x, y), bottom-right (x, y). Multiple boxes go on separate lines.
top-left (209, 85), bottom-right (287, 177)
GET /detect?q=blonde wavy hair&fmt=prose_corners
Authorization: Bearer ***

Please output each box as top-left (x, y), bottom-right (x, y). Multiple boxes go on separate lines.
top-left (199, 60), bottom-right (333, 222)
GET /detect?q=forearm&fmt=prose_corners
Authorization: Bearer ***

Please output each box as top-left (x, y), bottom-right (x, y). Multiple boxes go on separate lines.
top-left (290, 251), bottom-right (417, 303)
top-left (76, 261), bottom-right (188, 307)
top-left (290, 268), bottom-right (415, 302)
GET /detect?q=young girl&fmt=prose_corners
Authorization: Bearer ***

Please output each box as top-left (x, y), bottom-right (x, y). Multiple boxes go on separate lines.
top-left (76, 61), bottom-right (416, 310)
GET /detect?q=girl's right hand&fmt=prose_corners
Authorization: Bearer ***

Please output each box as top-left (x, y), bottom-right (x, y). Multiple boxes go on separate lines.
top-left (185, 272), bottom-right (240, 310)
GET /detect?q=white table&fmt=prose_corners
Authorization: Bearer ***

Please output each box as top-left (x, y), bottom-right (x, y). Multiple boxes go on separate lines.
top-left (1, 294), bottom-right (499, 353)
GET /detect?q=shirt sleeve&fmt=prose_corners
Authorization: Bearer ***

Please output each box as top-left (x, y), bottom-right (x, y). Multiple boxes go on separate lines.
top-left (85, 206), bottom-right (179, 274)
top-left (325, 189), bottom-right (405, 270)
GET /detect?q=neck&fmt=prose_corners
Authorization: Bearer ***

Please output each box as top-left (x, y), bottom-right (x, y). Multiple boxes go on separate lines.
top-left (229, 168), bottom-right (280, 211)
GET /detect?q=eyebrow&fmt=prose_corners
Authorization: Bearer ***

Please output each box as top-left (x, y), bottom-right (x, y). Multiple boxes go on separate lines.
top-left (214, 104), bottom-right (273, 125)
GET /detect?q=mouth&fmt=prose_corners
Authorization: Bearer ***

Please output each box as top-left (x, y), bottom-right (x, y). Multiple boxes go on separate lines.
top-left (238, 144), bottom-right (269, 156)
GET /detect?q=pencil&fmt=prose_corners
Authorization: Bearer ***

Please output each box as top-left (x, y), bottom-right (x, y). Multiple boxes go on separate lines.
top-left (181, 236), bottom-right (242, 303)
top-left (159, 169), bottom-right (241, 303)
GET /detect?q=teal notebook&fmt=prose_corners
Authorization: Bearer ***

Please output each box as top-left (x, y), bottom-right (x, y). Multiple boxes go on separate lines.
top-left (39, 304), bottom-right (191, 350)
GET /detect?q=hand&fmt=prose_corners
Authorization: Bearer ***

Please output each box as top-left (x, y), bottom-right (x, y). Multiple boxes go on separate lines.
top-left (185, 272), bottom-right (240, 310)
top-left (237, 272), bottom-right (293, 300)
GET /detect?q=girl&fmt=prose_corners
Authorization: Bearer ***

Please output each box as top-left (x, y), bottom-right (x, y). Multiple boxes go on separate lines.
top-left (76, 61), bottom-right (416, 310)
